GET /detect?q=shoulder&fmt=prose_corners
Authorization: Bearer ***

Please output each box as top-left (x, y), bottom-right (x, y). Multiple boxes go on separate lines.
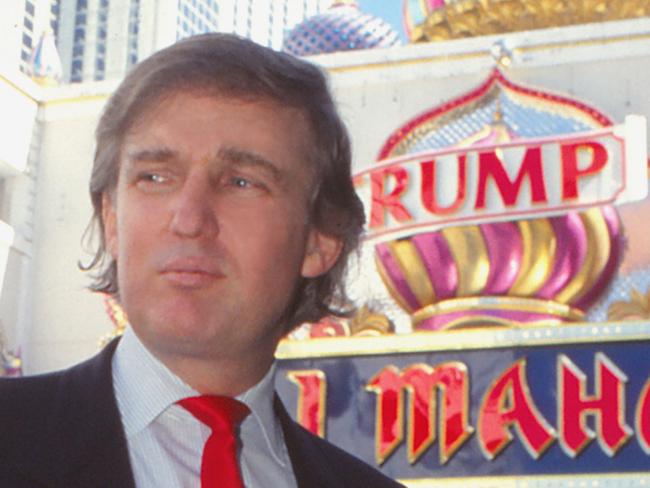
top-left (0, 366), bottom-right (78, 475)
top-left (0, 368), bottom-right (69, 421)
top-left (0, 341), bottom-right (117, 452)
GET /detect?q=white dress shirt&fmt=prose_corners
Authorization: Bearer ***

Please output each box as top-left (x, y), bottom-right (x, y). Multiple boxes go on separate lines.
top-left (112, 326), bottom-right (298, 488)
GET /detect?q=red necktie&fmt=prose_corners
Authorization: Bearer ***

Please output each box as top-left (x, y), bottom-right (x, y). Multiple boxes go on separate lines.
top-left (178, 396), bottom-right (251, 488)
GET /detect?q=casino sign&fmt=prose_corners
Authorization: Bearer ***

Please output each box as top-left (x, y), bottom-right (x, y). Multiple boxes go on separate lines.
top-left (275, 69), bottom-right (650, 486)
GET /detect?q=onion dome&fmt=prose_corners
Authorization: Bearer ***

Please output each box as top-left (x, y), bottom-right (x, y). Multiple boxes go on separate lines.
top-left (283, 0), bottom-right (401, 57)
top-left (403, 0), bottom-right (650, 43)
top-left (29, 29), bottom-right (62, 86)
top-left (375, 69), bottom-right (623, 331)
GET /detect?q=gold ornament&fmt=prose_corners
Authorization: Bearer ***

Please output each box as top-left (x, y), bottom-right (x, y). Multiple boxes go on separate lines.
top-left (607, 288), bottom-right (650, 321)
top-left (410, 0), bottom-right (650, 42)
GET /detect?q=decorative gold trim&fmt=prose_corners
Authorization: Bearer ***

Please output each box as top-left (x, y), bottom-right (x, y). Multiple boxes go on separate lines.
top-left (408, 1), bottom-right (650, 43)
top-left (509, 219), bottom-right (556, 295)
top-left (412, 296), bottom-right (584, 326)
top-left (275, 320), bottom-right (650, 360)
top-left (441, 226), bottom-right (489, 296)
top-left (608, 287), bottom-right (650, 320)
top-left (390, 240), bottom-right (437, 306)
top-left (432, 315), bottom-right (559, 331)
top-left (348, 305), bottom-right (395, 335)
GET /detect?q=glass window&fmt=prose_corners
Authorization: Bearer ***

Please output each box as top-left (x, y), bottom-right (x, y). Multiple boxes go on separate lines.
top-left (22, 33), bottom-right (32, 48)
top-left (25, 1), bottom-right (35, 16)
top-left (71, 59), bottom-right (83, 81)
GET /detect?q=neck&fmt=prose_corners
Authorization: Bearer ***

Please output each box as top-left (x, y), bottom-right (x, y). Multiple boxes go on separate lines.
top-left (131, 328), bottom-right (280, 397)
top-left (157, 348), bottom-right (276, 397)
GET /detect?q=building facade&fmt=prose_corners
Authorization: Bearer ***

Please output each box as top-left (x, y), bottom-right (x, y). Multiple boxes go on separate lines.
top-left (0, 0), bottom-right (59, 76)
top-left (53, 0), bottom-right (331, 83)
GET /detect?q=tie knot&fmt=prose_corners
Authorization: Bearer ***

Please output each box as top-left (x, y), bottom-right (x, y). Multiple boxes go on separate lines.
top-left (178, 395), bottom-right (251, 433)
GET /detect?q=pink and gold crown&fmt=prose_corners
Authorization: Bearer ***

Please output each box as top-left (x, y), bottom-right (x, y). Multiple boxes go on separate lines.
top-left (374, 70), bottom-right (623, 330)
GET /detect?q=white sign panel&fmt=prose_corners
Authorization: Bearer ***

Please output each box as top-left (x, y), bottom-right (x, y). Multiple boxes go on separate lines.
top-left (354, 116), bottom-right (648, 242)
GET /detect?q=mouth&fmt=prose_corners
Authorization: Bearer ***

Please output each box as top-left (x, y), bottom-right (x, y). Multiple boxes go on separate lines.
top-left (159, 258), bottom-right (224, 288)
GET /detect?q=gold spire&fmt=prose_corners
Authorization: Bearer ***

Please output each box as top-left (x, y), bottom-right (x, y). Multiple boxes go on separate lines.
top-left (330, 0), bottom-right (358, 7)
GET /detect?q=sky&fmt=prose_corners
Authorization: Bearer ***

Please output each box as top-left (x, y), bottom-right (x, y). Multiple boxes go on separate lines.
top-left (357, 0), bottom-right (407, 41)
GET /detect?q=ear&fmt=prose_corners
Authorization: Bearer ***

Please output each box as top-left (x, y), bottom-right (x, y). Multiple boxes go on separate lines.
top-left (301, 230), bottom-right (343, 278)
top-left (102, 193), bottom-right (118, 259)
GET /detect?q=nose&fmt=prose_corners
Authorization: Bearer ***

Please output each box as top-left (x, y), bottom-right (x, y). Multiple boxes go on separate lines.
top-left (169, 174), bottom-right (218, 238)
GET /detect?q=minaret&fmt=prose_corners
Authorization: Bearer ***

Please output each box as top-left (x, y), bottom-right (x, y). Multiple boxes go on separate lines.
top-left (29, 29), bottom-right (63, 86)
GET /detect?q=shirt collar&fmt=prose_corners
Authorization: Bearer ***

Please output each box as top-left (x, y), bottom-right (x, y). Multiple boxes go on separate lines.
top-left (112, 326), bottom-right (288, 465)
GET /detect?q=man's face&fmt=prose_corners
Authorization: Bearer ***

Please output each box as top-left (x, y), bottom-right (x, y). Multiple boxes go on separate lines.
top-left (103, 92), bottom-right (341, 371)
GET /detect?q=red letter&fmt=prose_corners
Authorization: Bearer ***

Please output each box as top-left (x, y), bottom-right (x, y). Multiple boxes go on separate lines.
top-left (287, 370), bottom-right (327, 437)
top-left (475, 147), bottom-right (547, 209)
top-left (636, 377), bottom-right (650, 454)
top-left (401, 363), bottom-right (473, 464)
top-left (558, 353), bottom-right (632, 457)
top-left (370, 166), bottom-right (413, 228)
top-left (561, 141), bottom-right (608, 200)
top-left (420, 157), bottom-right (466, 215)
top-left (478, 359), bottom-right (555, 459)
top-left (366, 366), bottom-right (404, 465)
top-left (366, 363), bottom-right (473, 465)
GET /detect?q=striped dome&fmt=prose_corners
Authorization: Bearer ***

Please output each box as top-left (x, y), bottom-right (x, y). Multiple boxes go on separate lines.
top-left (374, 70), bottom-right (623, 331)
top-left (283, 1), bottom-right (401, 57)
top-left (375, 208), bottom-right (622, 330)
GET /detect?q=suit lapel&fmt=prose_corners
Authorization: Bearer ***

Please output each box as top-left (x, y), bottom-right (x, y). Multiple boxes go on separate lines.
top-left (52, 340), bottom-right (136, 488)
top-left (275, 396), bottom-right (342, 488)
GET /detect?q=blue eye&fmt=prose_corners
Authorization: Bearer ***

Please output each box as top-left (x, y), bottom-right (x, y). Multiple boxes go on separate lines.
top-left (141, 173), bottom-right (167, 183)
top-left (231, 177), bottom-right (252, 188)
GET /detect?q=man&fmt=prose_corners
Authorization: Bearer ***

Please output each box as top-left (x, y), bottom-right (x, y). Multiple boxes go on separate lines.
top-left (0, 34), bottom-right (404, 487)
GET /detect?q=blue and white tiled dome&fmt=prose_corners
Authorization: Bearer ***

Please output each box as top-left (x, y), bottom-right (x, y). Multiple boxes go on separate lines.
top-left (283, 1), bottom-right (401, 56)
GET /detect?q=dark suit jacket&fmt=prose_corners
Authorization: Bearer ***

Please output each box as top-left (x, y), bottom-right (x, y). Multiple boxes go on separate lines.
top-left (0, 341), bottom-right (404, 487)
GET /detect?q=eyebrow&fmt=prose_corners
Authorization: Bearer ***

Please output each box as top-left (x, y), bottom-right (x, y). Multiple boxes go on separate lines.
top-left (123, 145), bottom-right (285, 183)
top-left (125, 147), bottom-right (178, 165)
top-left (217, 146), bottom-right (283, 182)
